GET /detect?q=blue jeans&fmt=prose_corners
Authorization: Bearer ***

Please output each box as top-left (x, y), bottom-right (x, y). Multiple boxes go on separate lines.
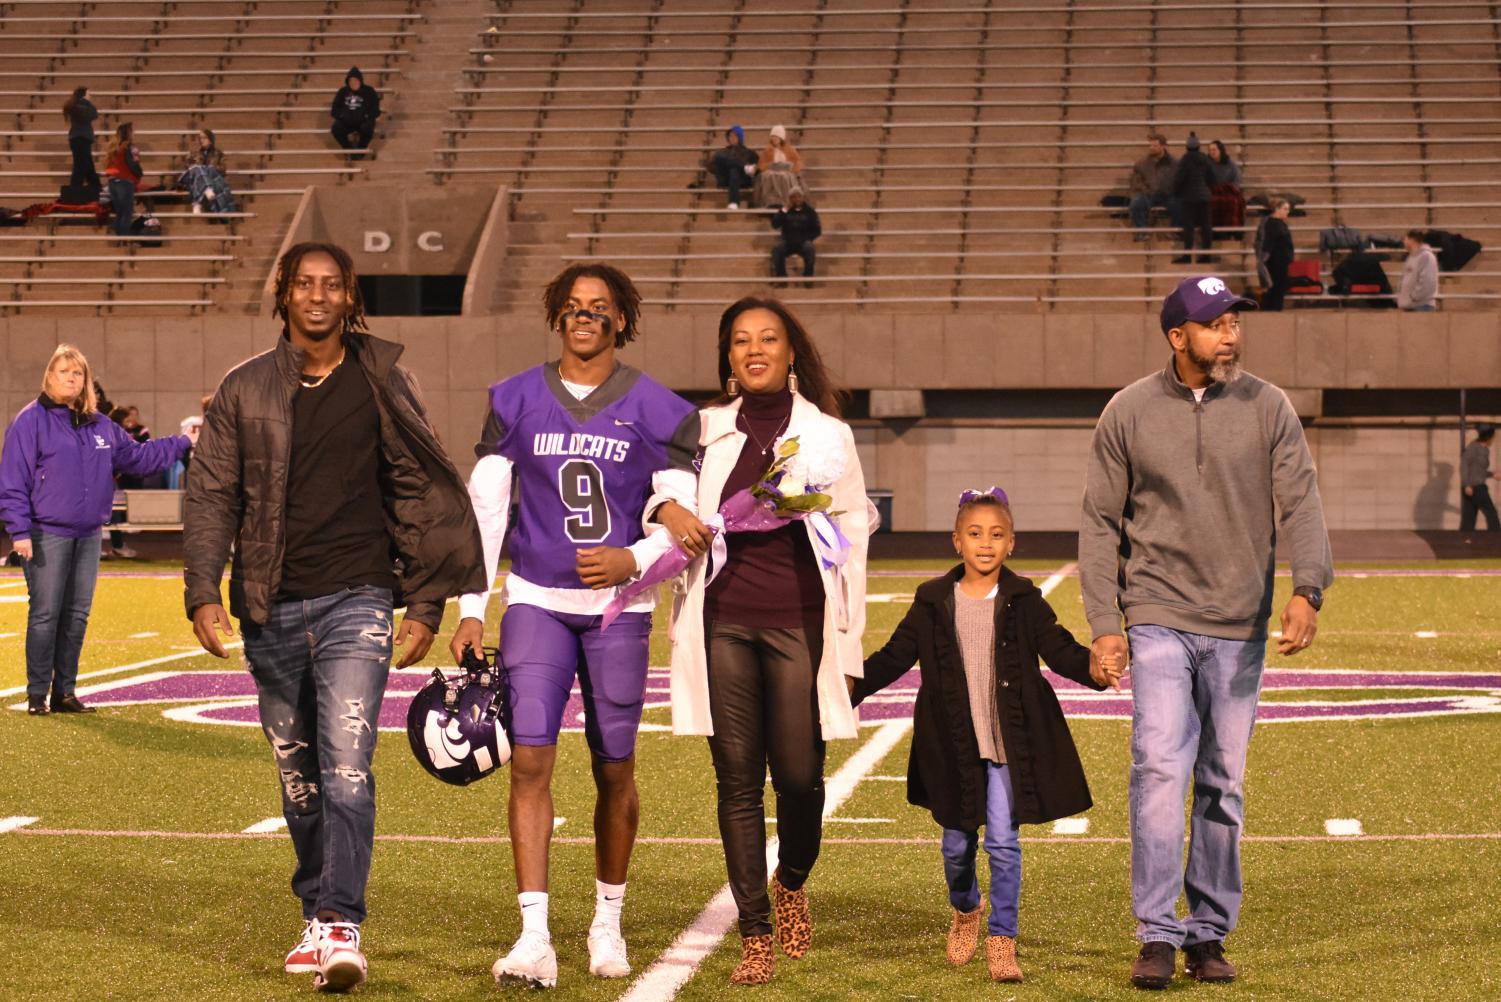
top-left (941, 762), bottom-right (1021, 937)
top-left (1127, 624), bottom-right (1266, 948)
top-left (106, 178), bottom-right (135, 236)
top-left (21, 529), bottom-right (101, 699)
top-left (242, 586), bottom-right (394, 924)
top-left (1129, 192), bottom-right (1181, 230)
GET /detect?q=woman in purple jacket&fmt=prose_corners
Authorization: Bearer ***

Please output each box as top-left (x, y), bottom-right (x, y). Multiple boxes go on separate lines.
top-left (0, 345), bottom-right (191, 715)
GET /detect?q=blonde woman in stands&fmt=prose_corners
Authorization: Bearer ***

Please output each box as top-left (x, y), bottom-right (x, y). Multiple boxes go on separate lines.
top-left (103, 122), bottom-right (143, 238)
top-left (177, 128), bottom-right (239, 214)
top-left (752, 125), bottom-right (806, 209)
top-left (0, 346), bottom-right (191, 717)
top-left (61, 86), bottom-right (100, 192)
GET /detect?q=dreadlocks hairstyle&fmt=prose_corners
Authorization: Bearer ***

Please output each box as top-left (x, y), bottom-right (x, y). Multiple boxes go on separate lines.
top-left (272, 241), bottom-right (369, 337)
top-left (715, 296), bottom-right (847, 418)
top-left (541, 262), bottom-right (643, 348)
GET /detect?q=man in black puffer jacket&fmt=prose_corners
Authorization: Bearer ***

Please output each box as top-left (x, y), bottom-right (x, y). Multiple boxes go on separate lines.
top-left (330, 66), bottom-right (381, 154)
top-left (183, 241), bottom-right (483, 992)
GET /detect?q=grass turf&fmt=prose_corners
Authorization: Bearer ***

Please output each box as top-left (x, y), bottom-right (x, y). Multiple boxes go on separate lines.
top-left (0, 560), bottom-right (1498, 1000)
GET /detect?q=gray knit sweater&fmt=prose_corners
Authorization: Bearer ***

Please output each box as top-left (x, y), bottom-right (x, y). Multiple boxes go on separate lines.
top-left (954, 585), bottom-right (1005, 764)
top-left (1080, 359), bottom-right (1334, 641)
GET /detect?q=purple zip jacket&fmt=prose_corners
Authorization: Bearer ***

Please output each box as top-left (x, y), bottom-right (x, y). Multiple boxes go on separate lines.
top-left (0, 395), bottom-right (190, 539)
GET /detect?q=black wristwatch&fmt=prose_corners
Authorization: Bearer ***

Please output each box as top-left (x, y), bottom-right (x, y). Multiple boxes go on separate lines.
top-left (1293, 586), bottom-right (1324, 612)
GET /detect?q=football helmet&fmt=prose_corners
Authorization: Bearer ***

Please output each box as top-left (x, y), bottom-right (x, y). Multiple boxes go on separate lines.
top-left (406, 644), bottom-right (510, 786)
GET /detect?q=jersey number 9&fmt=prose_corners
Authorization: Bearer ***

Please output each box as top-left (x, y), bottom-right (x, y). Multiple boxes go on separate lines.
top-left (559, 458), bottom-right (611, 543)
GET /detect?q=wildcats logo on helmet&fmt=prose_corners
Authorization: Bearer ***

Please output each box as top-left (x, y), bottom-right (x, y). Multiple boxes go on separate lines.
top-left (406, 646), bottom-right (511, 786)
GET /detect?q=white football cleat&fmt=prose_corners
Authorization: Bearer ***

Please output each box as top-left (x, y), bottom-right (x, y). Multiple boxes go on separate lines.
top-left (587, 923), bottom-right (631, 978)
top-left (492, 930), bottom-right (558, 989)
top-left (284, 919), bottom-right (319, 974)
top-left (313, 921), bottom-right (367, 993)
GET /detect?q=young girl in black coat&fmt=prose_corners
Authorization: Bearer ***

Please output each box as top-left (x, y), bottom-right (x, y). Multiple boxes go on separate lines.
top-left (852, 488), bottom-right (1120, 983)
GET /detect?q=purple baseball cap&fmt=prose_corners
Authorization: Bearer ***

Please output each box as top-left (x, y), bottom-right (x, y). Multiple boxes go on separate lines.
top-left (1159, 275), bottom-right (1258, 334)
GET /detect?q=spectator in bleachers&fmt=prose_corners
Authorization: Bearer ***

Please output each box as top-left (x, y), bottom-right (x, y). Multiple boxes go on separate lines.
top-left (177, 128), bottom-right (239, 214)
top-left (1461, 423), bottom-right (1498, 532)
top-left (770, 190), bottom-right (821, 283)
top-left (1128, 133), bottom-right (1177, 241)
top-left (103, 123), bottom-right (142, 238)
top-left (330, 67), bottom-right (381, 156)
top-left (1171, 133), bottom-right (1215, 264)
top-left (61, 86), bottom-right (100, 192)
top-left (706, 125), bottom-right (758, 210)
top-left (1206, 140), bottom-right (1240, 187)
top-left (1397, 230), bottom-right (1439, 311)
top-left (0, 345), bottom-right (190, 715)
top-left (753, 125), bottom-right (805, 209)
top-left (1255, 199), bottom-right (1294, 311)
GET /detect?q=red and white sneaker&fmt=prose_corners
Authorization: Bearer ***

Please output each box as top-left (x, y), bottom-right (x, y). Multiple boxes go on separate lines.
top-left (313, 921), bottom-right (367, 993)
top-left (284, 919), bottom-right (319, 973)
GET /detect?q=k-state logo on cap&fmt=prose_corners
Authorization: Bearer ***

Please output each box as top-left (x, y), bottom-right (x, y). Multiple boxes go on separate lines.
top-left (1197, 277), bottom-right (1227, 295)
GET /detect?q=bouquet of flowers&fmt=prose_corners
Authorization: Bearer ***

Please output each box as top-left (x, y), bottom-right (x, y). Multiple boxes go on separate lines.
top-left (601, 426), bottom-right (851, 629)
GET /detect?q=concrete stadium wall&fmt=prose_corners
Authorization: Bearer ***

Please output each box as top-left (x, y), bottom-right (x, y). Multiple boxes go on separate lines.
top-left (1, 311), bottom-right (1495, 531)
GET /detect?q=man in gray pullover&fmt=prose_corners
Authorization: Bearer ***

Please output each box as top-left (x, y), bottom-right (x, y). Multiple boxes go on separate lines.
top-left (1080, 275), bottom-right (1333, 991)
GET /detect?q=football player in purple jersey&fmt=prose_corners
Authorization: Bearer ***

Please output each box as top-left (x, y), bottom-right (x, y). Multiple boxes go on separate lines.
top-left (449, 263), bottom-right (709, 988)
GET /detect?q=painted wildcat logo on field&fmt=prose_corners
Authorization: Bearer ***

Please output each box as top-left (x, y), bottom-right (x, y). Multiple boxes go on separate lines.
top-left (13, 668), bottom-right (1501, 728)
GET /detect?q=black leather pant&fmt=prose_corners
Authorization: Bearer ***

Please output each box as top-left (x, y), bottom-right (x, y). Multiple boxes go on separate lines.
top-left (705, 619), bottom-right (826, 937)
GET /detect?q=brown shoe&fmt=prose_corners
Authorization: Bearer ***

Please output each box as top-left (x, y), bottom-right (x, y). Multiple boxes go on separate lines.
top-left (1184, 940), bottom-right (1237, 983)
top-left (1130, 941), bottom-right (1176, 990)
top-left (730, 934), bottom-right (774, 985)
top-left (770, 870), bottom-right (811, 959)
top-left (985, 935), bottom-right (1023, 983)
top-left (946, 906), bottom-right (982, 965)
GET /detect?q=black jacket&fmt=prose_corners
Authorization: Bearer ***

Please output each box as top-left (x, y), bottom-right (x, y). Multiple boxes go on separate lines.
top-left (1173, 149), bottom-right (1215, 203)
top-left (853, 565), bottom-right (1104, 831)
top-left (183, 331), bottom-right (484, 631)
top-left (331, 66), bottom-right (381, 127)
top-left (771, 204), bottom-right (822, 247)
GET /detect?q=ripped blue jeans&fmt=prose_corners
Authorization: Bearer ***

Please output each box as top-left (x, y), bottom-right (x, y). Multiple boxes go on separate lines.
top-left (243, 585), bottom-right (393, 924)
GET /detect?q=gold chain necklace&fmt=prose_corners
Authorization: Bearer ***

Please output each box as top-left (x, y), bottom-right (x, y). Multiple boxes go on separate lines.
top-left (299, 349), bottom-right (346, 388)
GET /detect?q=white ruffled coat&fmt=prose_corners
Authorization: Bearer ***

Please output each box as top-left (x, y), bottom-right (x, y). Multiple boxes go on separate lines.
top-left (655, 391), bottom-right (873, 740)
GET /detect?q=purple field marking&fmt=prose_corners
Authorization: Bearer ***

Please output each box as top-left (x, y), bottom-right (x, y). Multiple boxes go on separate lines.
top-left (12, 826), bottom-right (1501, 847)
top-left (24, 665), bottom-right (1501, 727)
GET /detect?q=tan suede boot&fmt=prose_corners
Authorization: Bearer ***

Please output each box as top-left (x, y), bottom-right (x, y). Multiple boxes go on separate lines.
top-left (770, 870), bottom-right (811, 959)
top-left (986, 935), bottom-right (1024, 983)
top-left (730, 934), bottom-right (775, 985)
top-left (946, 906), bottom-right (983, 965)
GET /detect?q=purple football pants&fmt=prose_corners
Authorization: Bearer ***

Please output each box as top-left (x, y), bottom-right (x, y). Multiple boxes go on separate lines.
top-left (500, 603), bottom-right (652, 762)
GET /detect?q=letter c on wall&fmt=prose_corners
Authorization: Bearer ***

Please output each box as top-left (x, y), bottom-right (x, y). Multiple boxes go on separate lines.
top-left (417, 230), bottom-right (444, 252)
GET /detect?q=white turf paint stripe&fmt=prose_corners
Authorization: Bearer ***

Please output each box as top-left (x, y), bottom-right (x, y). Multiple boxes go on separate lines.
top-left (13, 827), bottom-right (1501, 847)
top-left (866, 775), bottom-right (905, 781)
top-left (1325, 818), bottom-right (1364, 837)
top-left (0, 632), bottom-right (16, 640)
top-left (0, 592), bottom-right (470, 700)
top-left (0, 643), bottom-right (245, 699)
top-left (0, 816), bottom-right (40, 833)
top-left (0, 595), bottom-right (28, 603)
top-left (242, 817), bottom-right (287, 834)
top-left (824, 817), bottom-right (894, 824)
top-left (620, 717), bottom-right (913, 1002)
top-left (1414, 631), bottom-right (1440, 639)
top-left (1052, 818), bottom-right (1090, 835)
top-left (553, 817), bottom-right (566, 829)
top-left (128, 631), bottom-right (159, 639)
top-left (1038, 562), bottom-right (1077, 597)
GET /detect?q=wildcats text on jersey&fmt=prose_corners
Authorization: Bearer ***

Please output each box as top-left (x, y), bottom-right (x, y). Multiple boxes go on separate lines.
top-left (532, 431), bottom-right (632, 464)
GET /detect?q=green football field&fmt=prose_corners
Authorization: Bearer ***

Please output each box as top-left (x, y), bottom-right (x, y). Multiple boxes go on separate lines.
top-left (1, 559), bottom-right (1499, 1001)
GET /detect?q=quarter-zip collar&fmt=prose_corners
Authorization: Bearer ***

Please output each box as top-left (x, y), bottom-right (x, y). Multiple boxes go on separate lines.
top-left (1161, 356), bottom-right (1226, 475)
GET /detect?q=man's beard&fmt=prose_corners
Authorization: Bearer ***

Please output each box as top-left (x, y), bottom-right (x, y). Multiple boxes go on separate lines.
top-left (1186, 341), bottom-right (1241, 384)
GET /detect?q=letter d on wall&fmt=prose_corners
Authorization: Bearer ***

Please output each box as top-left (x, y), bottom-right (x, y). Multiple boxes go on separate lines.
top-left (364, 231), bottom-right (392, 253)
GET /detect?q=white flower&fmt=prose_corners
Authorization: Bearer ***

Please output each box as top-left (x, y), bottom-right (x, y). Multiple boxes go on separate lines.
top-left (777, 423), bottom-right (847, 493)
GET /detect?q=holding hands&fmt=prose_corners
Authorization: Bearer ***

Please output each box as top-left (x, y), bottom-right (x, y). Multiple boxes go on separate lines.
top-left (1090, 634), bottom-right (1127, 691)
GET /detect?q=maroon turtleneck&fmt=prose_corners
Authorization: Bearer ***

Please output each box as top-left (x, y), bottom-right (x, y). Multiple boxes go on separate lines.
top-left (705, 387), bottom-right (826, 629)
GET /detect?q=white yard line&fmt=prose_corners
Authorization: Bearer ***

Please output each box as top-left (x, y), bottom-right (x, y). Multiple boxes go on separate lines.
top-left (1052, 818), bottom-right (1091, 835)
top-left (0, 816), bottom-right (39, 833)
top-left (0, 645), bottom-right (244, 699)
top-left (620, 717), bottom-right (913, 1002)
top-left (1325, 818), bottom-right (1364, 836)
top-left (242, 817), bottom-right (287, 835)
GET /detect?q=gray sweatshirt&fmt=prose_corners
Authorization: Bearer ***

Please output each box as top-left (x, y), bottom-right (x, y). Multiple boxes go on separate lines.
top-left (1462, 440), bottom-right (1493, 488)
top-left (1080, 360), bottom-right (1334, 642)
top-left (1398, 244), bottom-right (1438, 310)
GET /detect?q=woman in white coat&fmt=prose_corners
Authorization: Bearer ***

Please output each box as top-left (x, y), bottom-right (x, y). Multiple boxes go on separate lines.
top-left (663, 296), bottom-right (871, 985)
